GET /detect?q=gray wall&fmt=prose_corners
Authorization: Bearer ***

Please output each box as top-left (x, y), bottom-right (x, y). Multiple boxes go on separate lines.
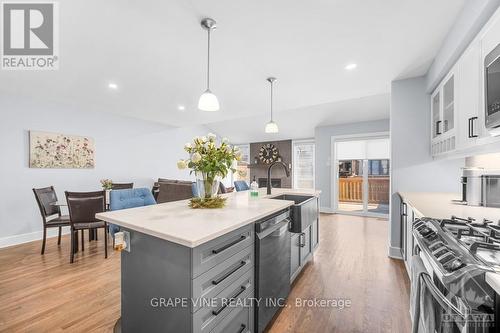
top-left (249, 140), bottom-right (292, 188)
top-left (389, 77), bottom-right (464, 256)
top-left (0, 95), bottom-right (209, 246)
top-left (314, 119), bottom-right (390, 211)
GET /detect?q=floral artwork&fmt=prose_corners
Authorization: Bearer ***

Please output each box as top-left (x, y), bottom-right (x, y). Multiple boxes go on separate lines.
top-left (29, 131), bottom-right (95, 168)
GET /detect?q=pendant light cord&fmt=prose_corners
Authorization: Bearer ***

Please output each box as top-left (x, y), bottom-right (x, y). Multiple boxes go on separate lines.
top-left (207, 28), bottom-right (211, 90)
top-left (270, 80), bottom-right (274, 121)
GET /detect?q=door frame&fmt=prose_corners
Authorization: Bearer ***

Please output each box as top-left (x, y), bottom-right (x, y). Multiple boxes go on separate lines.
top-left (330, 131), bottom-right (390, 217)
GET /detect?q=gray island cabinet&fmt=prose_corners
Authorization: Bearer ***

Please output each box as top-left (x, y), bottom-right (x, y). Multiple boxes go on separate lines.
top-left (95, 188), bottom-right (320, 333)
top-left (121, 223), bottom-right (255, 333)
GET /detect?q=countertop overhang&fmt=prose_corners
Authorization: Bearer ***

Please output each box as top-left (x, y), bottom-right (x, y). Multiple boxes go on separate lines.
top-left (96, 188), bottom-right (320, 248)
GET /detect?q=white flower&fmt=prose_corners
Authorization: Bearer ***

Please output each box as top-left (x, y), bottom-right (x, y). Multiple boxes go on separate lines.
top-left (235, 151), bottom-right (242, 160)
top-left (207, 133), bottom-right (217, 140)
top-left (191, 152), bottom-right (202, 163)
top-left (184, 142), bottom-right (192, 149)
top-left (201, 136), bottom-right (207, 142)
top-left (177, 160), bottom-right (187, 169)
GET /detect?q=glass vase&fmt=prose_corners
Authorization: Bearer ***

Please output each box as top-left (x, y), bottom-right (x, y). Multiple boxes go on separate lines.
top-left (195, 172), bottom-right (220, 199)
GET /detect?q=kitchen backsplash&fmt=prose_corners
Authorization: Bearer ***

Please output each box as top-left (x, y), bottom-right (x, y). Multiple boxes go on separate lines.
top-left (465, 153), bottom-right (500, 169)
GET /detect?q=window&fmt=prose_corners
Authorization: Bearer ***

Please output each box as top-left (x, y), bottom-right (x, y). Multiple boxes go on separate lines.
top-left (233, 144), bottom-right (250, 185)
top-left (293, 140), bottom-right (315, 189)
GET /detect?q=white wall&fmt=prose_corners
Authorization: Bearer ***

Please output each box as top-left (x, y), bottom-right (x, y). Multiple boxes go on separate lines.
top-left (314, 119), bottom-right (390, 211)
top-left (0, 95), bottom-right (210, 247)
top-left (390, 77), bottom-right (465, 257)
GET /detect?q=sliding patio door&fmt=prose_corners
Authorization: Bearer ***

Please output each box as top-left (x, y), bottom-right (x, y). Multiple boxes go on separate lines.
top-left (334, 137), bottom-right (390, 216)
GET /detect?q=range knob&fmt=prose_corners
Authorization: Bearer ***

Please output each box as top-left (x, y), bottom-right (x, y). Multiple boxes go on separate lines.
top-left (443, 258), bottom-right (463, 272)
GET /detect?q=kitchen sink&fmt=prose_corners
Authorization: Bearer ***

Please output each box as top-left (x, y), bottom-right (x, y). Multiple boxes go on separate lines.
top-left (269, 194), bottom-right (318, 233)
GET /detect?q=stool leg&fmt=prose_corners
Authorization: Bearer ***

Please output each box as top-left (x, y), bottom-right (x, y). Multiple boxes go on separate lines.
top-left (81, 230), bottom-right (84, 251)
top-left (57, 226), bottom-right (62, 245)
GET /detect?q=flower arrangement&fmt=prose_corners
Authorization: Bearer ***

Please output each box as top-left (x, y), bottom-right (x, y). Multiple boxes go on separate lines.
top-left (100, 179), bottom-right (113, 190)
top-left (178, 133), bottom-right (241, 208)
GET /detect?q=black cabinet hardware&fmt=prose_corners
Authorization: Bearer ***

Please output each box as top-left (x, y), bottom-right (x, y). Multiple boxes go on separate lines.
top-left (211, 260), bottom-right (247, 285)
top-left (468, 117), bottom-right (478, 138)
top-left (436, 120), bottom-right (442, 135)
top-left (299, 232), bottom-right (306, 247)
top-left (212, 286), bottom-right (247, 316)
top-left (212, 235), bottom-right (246, 254)
top-left (237, 324), bottom-right (247, 333)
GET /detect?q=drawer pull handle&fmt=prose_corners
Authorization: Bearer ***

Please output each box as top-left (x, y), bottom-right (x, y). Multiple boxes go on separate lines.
top-left (212, 286), bottom-right (247, 316)
top-left (237, 324), bottom-right (246, 333)
top-left (299, 232), bottom-right (306, 247)
top-left (212, 236), bottom-right (246, 254)
top-left (212, 260), bottom-right (247, 285)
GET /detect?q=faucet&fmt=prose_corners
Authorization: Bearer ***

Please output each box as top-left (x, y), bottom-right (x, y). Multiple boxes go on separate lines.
top-left (267, 161), bottom-right (290, 195)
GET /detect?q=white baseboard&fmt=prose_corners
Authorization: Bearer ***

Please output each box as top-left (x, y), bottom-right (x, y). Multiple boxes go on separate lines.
top-left (0, 227), bottom-right (71, 249)
top-left (320, 206), bottom-right (335, 213)
top-left (388, 246), bottom-right (403, 259)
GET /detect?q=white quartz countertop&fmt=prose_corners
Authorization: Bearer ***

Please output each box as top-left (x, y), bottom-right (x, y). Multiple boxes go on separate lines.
top-left (96, 188), bottom-right (320, 248)
top-left (398, 192), bottom-right (500, 222)
top-left (399, 192), bottom-right (500, 295)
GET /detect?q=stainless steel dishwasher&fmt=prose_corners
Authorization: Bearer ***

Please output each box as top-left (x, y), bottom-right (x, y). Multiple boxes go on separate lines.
top-left (254, 209), bottom-right (291, 333)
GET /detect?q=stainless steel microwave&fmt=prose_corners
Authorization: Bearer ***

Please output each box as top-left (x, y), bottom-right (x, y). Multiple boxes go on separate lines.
top-left (485, 43), bottom-right (500, 130)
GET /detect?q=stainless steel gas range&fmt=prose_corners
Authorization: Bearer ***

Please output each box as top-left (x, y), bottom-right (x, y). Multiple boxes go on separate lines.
top-left (412, 216), bottom-right (500, 332)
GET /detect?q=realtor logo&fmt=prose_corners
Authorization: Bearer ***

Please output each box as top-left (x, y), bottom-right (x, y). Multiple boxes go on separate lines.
top-left (1, 2), bottom-right (59, 70)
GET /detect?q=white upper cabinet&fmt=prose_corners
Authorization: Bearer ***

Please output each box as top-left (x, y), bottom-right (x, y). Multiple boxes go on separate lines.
top-left (431, 7), bottom-right (500, 157)
top-left (456, 39), bottom-right (482, 149)
top-left (431, 70), bottom-right (456, 156)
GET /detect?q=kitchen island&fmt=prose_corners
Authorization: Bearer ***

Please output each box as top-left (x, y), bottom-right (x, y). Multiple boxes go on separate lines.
top-left (96, 188), bottom-right (320, 333)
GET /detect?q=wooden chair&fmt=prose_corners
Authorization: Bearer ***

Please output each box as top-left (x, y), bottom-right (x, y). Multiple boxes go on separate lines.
top-left (65, 190), bottom-right (108, 263)
top-left (33, 186), bottom-right (71, 254)
top-left (111, 183), bottom-right (133, 190)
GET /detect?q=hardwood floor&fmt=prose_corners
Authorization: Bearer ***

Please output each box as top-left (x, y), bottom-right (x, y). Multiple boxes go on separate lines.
top-left (269, 214), bottom-right (411, 333)
top-left (0, 214), bottom-right (410, 333)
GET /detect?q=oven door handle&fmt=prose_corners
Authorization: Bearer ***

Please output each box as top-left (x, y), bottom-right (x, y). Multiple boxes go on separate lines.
top-left (420, 274), bottom-right (467, 317)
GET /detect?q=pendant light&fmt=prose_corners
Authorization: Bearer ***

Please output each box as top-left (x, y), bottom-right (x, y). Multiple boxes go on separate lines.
top-left (198, 18), bottom-right (220, 111)
top-left (265, 77), bottom-right (279, 133)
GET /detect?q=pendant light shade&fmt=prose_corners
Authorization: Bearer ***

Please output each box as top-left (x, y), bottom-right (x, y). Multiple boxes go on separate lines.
top-left (198, 89), bottom-right (219, 111)
top-left (199, 18), bottom-right (219, 111)
top-left (265, 77), bottom-right (279, 133)
top-left (265, 121), bottom-right (279, 133)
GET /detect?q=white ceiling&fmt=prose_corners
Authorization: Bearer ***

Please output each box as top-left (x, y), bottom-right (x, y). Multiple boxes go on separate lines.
top-left (0, 0), bottom-right (466, 138)
top-left (207, 93), bottom-right (390, 143)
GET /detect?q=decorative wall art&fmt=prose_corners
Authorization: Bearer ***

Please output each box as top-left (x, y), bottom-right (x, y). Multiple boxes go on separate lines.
top-left (29, 131), bottom-right (95, 168)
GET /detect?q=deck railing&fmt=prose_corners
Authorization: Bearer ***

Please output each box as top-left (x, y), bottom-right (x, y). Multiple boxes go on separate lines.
top-left (338, 177), bottom-right (389, 204)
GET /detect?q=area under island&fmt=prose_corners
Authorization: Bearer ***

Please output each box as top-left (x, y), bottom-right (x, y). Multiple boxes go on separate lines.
top-left (96, 188), bottom-right (321, 333)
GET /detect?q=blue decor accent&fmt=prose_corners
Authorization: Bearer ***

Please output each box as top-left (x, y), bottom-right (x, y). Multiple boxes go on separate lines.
top-left (234, 180), bottom-right (250, 191)
top-left (191, 182), bottom-right (199, 198)
top-left (108, 188), bottom-right (156, 236)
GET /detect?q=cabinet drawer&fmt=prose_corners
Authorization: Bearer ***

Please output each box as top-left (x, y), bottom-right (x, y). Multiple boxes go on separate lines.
top-left (210, 302), bottom-right (253, 333)
top-left (193, 269), bottom-right (253, 333)
top-left (192, 245), bottom-right (254, 313)
top-left (192, 224), bottom-right (254, 278)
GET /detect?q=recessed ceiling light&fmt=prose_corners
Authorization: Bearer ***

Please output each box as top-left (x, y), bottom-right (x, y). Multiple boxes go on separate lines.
top-left (178, 105), bottom-right (186, 111)
top-left (345, 63), bottom-right (357, 70)
top-left (108, 82), bottom-right (118, 90)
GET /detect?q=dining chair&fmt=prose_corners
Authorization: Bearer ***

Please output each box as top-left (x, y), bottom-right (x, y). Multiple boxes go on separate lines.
top-left (111, 182), bottom-right (134, 190)
top-left (156, 182), bottom-right (195, 203)
top-left (33, 186), bottom-right (71, 254)
top-left (65, 190), bottom-right (108, 263)
top-left (234, 180), bottom-right (250, 191)
top-left (108, 188), bottom-right (156, 238)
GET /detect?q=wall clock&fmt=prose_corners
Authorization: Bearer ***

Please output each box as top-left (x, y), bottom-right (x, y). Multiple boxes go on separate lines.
top-left (258, 143), bottom-right (279, 164)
